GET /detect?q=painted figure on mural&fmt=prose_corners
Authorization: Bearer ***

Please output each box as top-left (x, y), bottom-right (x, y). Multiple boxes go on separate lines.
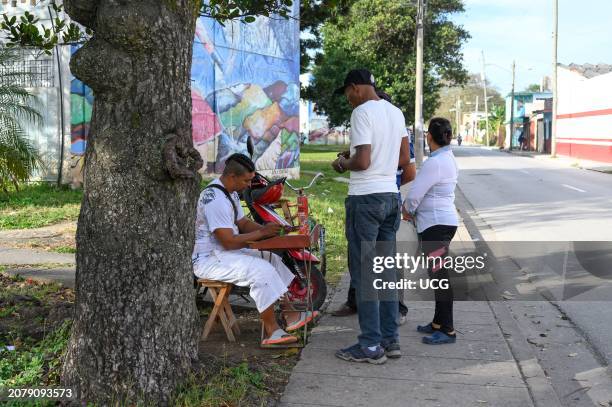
top-left (70, 8), bottom-right (301, 179)
top-left (191, 4), bottom-right (301, 177)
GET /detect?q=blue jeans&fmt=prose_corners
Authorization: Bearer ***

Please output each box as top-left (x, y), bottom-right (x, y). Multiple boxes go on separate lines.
top-left (345, 193), bottom-right (400, 347)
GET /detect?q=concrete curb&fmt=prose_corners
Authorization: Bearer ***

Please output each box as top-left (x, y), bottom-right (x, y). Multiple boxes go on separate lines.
top-left (496, 148), bottom-right (612, 173)
top-left (488, 302), bottom-right (563, 407)
top-left (0, 247), bottom-right (75, 266)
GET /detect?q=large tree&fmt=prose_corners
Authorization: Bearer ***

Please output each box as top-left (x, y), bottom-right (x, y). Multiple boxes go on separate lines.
top-left (2, 0), bottom-right (292, 404)
top-left (304, 0), bottom-right (469, 127)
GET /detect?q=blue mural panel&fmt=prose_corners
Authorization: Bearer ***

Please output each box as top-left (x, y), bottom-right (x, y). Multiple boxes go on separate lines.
top-left (191, 4), bottom-right (301, 175)
top-left (66, 8), bottom-right (301, 175)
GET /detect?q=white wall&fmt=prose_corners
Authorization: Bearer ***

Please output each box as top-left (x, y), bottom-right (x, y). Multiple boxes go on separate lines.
top-left (1, 1), bottom-right (73, 183)
top-left (557, 67), bottom-right (612, 142)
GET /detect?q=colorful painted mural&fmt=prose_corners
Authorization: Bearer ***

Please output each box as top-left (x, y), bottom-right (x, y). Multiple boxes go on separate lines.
top-left (70, 45), bottom-right (93, 156)
top-left (192, 4), bottom-right (301, 177)
top-left (67, 8), bottom-right (300, 177)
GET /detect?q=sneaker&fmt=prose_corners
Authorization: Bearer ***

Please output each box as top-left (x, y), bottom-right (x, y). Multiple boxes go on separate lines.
top-left (330, 303), bottom-right (357, 317)
top-left (381, 341), bottom-right (402, 359)
top-left (422, 331), bottom-right (456, 345)
top-left (398, 314), bottom-right (407, 326)
top-left (335, 343), bottom-right (387, 364)
top-left (417, 322), bottom-right (438, 334)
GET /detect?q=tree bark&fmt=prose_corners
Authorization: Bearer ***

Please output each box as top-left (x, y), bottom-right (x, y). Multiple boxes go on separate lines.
top-left (61, 1), bottom-right (202, 404)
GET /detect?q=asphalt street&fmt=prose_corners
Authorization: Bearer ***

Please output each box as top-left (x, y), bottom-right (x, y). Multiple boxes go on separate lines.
top-left (453, 145), bottom-right (612, 392)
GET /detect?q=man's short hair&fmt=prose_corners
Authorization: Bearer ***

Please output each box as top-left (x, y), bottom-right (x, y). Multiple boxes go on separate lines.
top-left (223, 153), bottom-right (255, 176)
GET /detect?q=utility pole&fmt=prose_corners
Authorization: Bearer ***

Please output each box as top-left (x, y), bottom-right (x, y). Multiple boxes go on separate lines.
top-left (414, 0), bottom-right (426, 167)
top-left (481, 50), bottom-right (490, 147)
top-left (474, 95), bottom-right (479, 141)
top-left (509, 60), bottom-right (516, 150)
top-left (551, 0), bottom-right (558, 157)
top-left (455, 98), bottom-right (461, 136)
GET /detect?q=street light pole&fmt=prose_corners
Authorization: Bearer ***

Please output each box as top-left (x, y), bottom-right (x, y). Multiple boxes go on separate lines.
top-left (551, 0), bottom-right (558, 157)
top-left (509, 60), bottom-right (516, 151)
top-left (455, 97), bottom-right (461, 136)
top-left (481, 50), bottom-right (490, 147)
top-left (414, 0), bottom-right (425, 167)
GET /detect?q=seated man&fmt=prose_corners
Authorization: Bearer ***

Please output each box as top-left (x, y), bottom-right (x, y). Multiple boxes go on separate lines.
top-left (193, 153), bottom-right (316, 346)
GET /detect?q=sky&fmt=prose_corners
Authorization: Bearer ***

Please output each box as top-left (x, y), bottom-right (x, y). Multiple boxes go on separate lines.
top-left (452, 0), bottom-right (612, 96)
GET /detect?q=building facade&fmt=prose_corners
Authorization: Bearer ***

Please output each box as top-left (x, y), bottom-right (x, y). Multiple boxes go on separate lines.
top-left (505, 91), bottom-right (552, 151)
top-left (556, 64), bottom-right (612, 163)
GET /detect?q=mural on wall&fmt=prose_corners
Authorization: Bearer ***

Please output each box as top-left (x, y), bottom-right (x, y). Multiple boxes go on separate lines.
top-left (70, 45), bottom-right (93, 156)
top-left (191, 4), bottom-right (301, 177)
top-left (66, 7), bottom-right (301, 178)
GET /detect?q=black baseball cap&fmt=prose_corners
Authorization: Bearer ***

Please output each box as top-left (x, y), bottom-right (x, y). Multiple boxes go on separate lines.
top-left (334, 69), bottom-right (376, 95)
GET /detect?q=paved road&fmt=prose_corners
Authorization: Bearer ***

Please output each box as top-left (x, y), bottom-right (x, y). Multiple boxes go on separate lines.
top-left (455, 146), bottom-right (612, 241)
top-left (454, 145), bottom-right (612, 384)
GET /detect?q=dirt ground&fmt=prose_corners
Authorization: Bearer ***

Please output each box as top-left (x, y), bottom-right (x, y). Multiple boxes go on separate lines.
top-left (0, 273), bottom-right (75, 342)
top-left (1, 274), bottom-right (299, 404)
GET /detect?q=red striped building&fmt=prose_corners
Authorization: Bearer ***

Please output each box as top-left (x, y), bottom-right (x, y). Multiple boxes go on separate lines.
top-left (557, 64), bottom-right (612, 163)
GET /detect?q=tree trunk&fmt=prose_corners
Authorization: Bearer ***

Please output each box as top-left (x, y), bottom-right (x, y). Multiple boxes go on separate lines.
top-left (61, 1), bottom-right (202, 404)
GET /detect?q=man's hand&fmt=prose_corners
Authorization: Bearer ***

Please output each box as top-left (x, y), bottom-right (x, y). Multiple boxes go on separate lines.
top-left (402, 206), bottom-right (414, 222)
top-left (331, 157), bottom-right (346, 173)
top-left (261, 222), bottom-right (282, 238)
top-left (337, 150), bottom-right (350, 159)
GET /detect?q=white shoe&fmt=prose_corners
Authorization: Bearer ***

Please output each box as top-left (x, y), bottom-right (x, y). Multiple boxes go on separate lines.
top-left (399, 314), bottom-right (407, 326)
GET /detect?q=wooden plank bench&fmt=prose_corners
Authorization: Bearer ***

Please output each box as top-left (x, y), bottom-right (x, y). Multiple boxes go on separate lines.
top-left (198, 279), bottom-right (240, 342)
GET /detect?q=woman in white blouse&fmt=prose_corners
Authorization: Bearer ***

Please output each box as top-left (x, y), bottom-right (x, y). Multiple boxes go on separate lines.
top-left (402, 117), bottom-right (459, 345)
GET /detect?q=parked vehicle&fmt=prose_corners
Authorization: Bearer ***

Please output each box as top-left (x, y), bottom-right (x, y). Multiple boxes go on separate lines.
top-left (239, 137), bottom-right (327, 310)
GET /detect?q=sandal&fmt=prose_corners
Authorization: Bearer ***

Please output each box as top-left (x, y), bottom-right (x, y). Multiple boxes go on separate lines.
top-left (417, 323), bottom-right (439, 334)
top-left (422, 331), bottom-right (456, 345)
top-left (286, 311), bottom-right (320, 332)
top-left (261, 329), bottom-right (298, 347)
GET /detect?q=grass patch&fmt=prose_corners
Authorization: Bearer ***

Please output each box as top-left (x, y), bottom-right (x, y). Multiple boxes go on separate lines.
top-left (0, 321), bottom-right (71, 388)
top-left (0, 273), bottom-right (74, 396)
top-left (0, 183), bottom-right (82, 230)
top-left (292, 145), bottom-right (349, 285)
top-left (174, 362), bottom-right (268, 406)
top-left (50, 246), bottom-right (76, 254)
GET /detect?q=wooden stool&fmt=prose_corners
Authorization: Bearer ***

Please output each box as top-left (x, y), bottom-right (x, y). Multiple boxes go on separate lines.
top-left (198, 279), bottom-right (241, 342)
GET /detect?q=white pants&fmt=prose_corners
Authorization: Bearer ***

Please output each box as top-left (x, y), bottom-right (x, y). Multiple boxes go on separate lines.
top-left (193, 249), bottom-right (295, 312)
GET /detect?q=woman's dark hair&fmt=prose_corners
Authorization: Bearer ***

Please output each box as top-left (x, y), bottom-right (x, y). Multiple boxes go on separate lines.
top-left (376, 90), bottom-right (393, 104)
top-left (427, 117), bottom-right (453, 147)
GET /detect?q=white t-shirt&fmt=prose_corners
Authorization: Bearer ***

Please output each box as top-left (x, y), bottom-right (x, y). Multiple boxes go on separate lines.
top-left (348, 99), bottom-right (407, 196)
top-left (192, 178), bottom-right (245, 259)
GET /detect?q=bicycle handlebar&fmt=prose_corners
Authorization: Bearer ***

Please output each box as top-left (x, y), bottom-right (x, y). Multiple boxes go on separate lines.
top-left (285, 172), bottom-right (324, 192)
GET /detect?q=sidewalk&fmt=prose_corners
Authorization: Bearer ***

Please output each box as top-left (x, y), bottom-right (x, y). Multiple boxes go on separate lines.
top-left (481, 146), bottom-right (612, 174)
top-left (0, 220), bottom-right (77, 288)
top-left (279, 214), bottom-right (559, 407)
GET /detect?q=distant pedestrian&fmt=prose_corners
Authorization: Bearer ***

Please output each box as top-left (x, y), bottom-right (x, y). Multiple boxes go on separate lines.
top-left (331, 69), bottom-right (412, 364)
top-left (403, 117), bottom-right (459, 345)
top-left (518, 129), bottom-right (526, 150)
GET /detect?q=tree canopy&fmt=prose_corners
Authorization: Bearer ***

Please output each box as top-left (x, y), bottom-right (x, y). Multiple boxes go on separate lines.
top-left (434, 73), bottom-right (505, 127)
top-left (300, 0), bottom-right (355, 73)
top-left (524, 83), bottom-right (541, 92)
top-left (1, 0), bottom-right (294, 53)
top-left (303, 0), bottom-right (470, 127)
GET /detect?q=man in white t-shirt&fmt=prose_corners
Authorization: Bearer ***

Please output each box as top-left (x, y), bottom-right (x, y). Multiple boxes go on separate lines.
top-left (331, 69), bottom-right (412, 364)
top-left (192, 154), bottom-right (317, 347)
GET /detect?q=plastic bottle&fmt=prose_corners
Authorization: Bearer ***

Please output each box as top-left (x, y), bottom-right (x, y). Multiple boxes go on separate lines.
top-left (297, 194), bottom-right (309, 235)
